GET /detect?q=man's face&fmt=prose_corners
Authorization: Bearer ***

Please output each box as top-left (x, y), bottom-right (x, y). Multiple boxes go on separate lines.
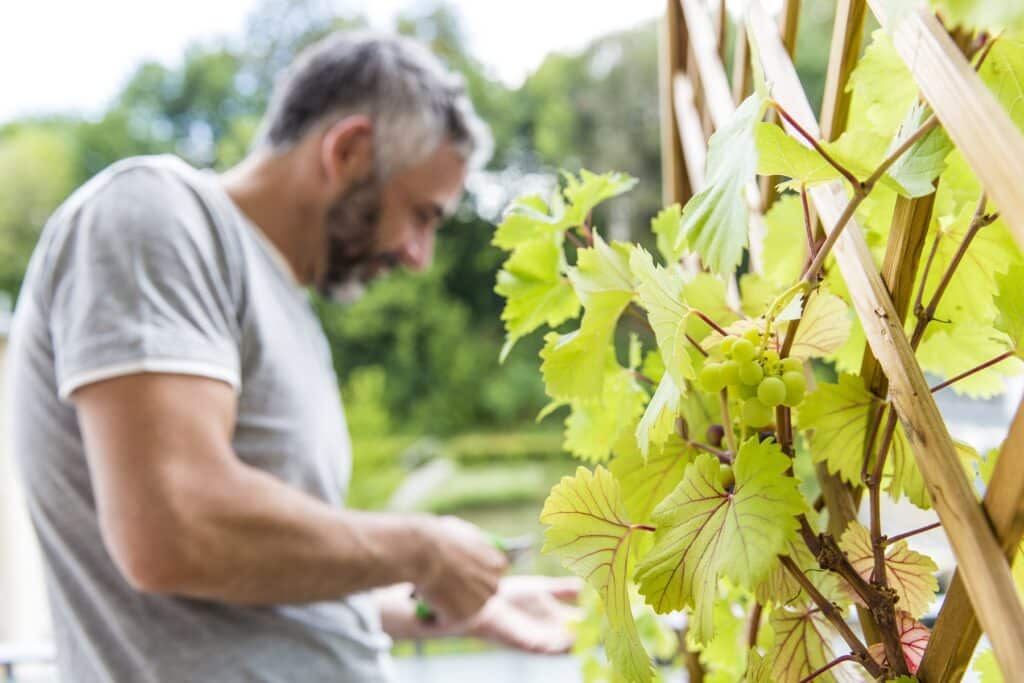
top-left (319, 139), bottom-right (467, 299)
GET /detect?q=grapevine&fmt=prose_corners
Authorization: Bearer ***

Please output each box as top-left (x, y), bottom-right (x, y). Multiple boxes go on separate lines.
top-left (491, 10), bottom-right (1024, 683)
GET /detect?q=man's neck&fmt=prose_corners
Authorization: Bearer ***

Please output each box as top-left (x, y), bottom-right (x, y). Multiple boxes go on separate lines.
top-left (219, 148), bottom-right (324, 285)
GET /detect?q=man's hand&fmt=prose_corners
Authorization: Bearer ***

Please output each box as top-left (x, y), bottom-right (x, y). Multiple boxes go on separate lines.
top-left (413, 516), bottom-right (508, 624)
top-left (463, 575), bottom-right (583, 654)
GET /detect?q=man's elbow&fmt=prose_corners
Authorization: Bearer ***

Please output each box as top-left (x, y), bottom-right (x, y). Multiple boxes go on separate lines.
top-left (101, 505), bottom-right (208, 596)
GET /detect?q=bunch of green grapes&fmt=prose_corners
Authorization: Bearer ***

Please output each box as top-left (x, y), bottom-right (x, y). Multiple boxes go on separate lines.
top-left (697, 328), bottom-right (806, 428)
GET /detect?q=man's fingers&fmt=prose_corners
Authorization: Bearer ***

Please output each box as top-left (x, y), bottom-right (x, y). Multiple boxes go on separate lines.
top-left (544, 575), bottom-right (583, 602)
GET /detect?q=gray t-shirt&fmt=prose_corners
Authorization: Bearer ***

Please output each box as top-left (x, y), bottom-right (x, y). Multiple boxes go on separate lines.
top-left (7, 155), bottom-right (395, 682)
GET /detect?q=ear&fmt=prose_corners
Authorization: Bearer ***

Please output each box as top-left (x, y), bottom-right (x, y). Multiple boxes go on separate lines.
top-left (319, 115), bottom-right (374, 192)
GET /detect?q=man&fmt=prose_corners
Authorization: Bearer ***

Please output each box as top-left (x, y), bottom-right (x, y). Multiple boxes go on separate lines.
top-left (9, 31), bottom-right (578, 682)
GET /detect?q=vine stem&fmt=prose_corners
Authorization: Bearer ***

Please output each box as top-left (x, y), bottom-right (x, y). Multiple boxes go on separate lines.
top-left (719, 389), bottom-right (738, 455)
top-left (631, 370), bottom-right (656, 386)
top-left (779, 556), bottom-right (883, 679)
top-left (565, 231), bottom-right (586, 250)
top-left (693, 309), bottom-right (730, 337)
top-left (688, 440), bottom-right (733, 464)
top-left (797, 653), bottom-right (855, 683)
top-left (686, 333), bottom-right (709, 357)
top-left (747, 602), bottom-right (763, 649)
top-left (770, 102), bottom-right (860, 188)
top-left (800, 185), bottom-right (815, 255)
top-left (885, 521), bottom-right (942, 546)
top-left (929, 351), bottom-right (1015, 393)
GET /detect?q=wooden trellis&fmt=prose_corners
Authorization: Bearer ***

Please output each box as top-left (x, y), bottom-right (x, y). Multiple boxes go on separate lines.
top-left (659, 0), bottom-right (1024, 680)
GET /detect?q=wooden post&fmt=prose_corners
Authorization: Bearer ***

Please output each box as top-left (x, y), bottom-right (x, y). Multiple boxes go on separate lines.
top-left (660, 0), bottom-right (691, 206)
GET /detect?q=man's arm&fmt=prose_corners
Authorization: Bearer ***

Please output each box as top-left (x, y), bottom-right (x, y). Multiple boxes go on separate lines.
top-left (73, 372), bottom-right (506, 621)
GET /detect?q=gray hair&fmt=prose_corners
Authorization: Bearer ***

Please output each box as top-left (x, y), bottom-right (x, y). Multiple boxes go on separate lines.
top-left (256, 30), bottom-right (492, 177)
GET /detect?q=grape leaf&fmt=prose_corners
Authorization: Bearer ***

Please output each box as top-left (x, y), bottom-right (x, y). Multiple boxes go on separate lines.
top-left (755, 122), bottom-right (839, 187)
top-left (932, 2), bottom-right (1024, 32)
top-left (755, 538), bottom-right (848, 609)
top-left (995, 264), bottom-right (1024, 356)
top-left (796, 373), bottom-right (884, 484)
top-left (788, 290), bottom-right (852, 358)
top-left (540, 235), bottom-right (636, 400)
top-left (972, 648), bottom-right (1005, 683)
top-left (495, 235), bottom-right (580, 361)
top-left (838, 522), bottom-right (939, 618)
top-left (917, 323), bottom-right (1020, 399)
top-left (630, 247), bottom-right (695, 390)
top-left (746, 649), bottom-right (776, 683)
top-left (492, 194), bottom-right (565, 250)
top-left (635, 371), bottom-right (682, 458)
top-left (651, 203), bottom-right (684, 264)
top-left (634, 440), bottom-right (804, 643)
top-left (770, 604), bottom-right (860, 683)
top-left (564, 366), bottom-right (647, 463)
top-left (561, 169), bottom-right (638, 228)
top-left (885, 102), bottom-right (953, 198)
top-left (980, 39), bottom-right (1024, 134)
top-left (610, 436), bottom-right (693, 524)
top-left (867, 612), bottom-right (930, 675)
top-left (540, 466), bottom-right (654, 682)
top-left (761, 193), bottom-right (808, 287)
top-left (676, 93), bottom-right (767, 274)
top-left (847, 30), bottom-right (917, 137)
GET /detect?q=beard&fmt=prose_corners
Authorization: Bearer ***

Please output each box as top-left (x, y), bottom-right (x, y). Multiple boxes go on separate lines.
top-left (317, 175), bottom-right (398, 303)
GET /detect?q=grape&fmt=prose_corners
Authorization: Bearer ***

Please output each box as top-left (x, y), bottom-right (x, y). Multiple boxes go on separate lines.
top-left (782, 371), bottom-right (807, 406)
top-left (742, 398), bottom-right (774, 427)
top-left (718, 464), bottom-right (735, 490)
top-left (706, 424), bottom-right (725, 447)
top-left (720, 336), bottom-right (736, 356)
top-left (757, 376), bottom-right (786, 406)
top-left (721, 360), bottom-right (740, 385)
top-left (742, 327), bottom-right (761, 344)
top-left (736, 381), bottom-right (758, 400)
top-left (731, 338), bottom-right (756, 362)
top-left (700, 363), bottom-right (727, 392)
top-left (738, 360), bottom-right (764, 385)
top-left (675, 416), bottom-right (689, 440)
top-left (763, 349), bottom-right (780, 365)
top-left (757, 429), bottom-right (776, 444)
top-left (782, 357), bottom-right (803, 373)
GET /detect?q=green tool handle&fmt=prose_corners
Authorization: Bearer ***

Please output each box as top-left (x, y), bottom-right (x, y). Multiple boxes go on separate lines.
top-left (414, 533), bottom-right (507, 623)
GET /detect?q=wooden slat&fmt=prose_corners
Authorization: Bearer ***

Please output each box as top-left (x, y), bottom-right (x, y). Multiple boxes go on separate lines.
top-left (859, 193), bottom-right (934, 399)
top-left (759, 0), bottom-right (803, 212)
top-left (747, 2), bottom-right (1024, 675)
top-left (673, 74), bottom-right (708, 193)
top-left (731, 29), bottom-right (752, 104)
top-left (920, 401), bottom-right (1024, 681)
top-left (678, 0), bottom-right (735, 128)
top-left (660, 0), bottom-right (691, 205)
top-left (819, 0), bottom-right (867, 142)
top-left (868, 0), bottom-right (1024, 253)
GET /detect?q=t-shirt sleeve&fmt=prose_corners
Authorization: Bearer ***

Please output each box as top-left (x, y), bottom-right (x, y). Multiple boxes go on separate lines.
top-left (46, 165), bottom-right (243, 401)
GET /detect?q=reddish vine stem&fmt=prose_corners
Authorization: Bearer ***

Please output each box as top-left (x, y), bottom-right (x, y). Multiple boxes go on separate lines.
top-left (930, 351), bottom-right (1015, 393)
top-left (860, 400), bottom-right (886, 483)
top-left (747, 602), bottom-right (763, 649)
top-left (770, 102), bottom-right (861, 188)
top-left (779, 556), bottom-right (883, 679)
top-left (800, 185), bottom-right (815, 255)
top-left (689, 440), bottom-right (733, 464)
top-left (631, 370), bottom-right (656, 386)
top-left (693, 309), bottom-right (731, 337)
top-left (565, 231), bottom-right (587, 250)
top-left (865, 115), bottom-right (938, 189)
top-left (686, 333), bottom-right (709, 357)
top-left (797, 653), bottom-right (855, 683)
top-left (885, 521), bottom-right (942, 546)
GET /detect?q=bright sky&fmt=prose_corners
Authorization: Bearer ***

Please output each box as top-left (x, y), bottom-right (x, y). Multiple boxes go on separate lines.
top-left (0, 0), bottom-right (664, 123)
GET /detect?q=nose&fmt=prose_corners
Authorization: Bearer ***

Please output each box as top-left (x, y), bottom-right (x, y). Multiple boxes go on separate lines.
top-left (399, 229), bottom-right (435, 272)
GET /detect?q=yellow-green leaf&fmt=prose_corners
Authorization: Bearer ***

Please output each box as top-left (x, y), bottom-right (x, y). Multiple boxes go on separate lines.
top-left (838, 522), bottom-right (939, 618)
top-left (755, 122), bottom-right (839, 186)
top-left (564, 367), bottom-right (647, 463)
top-left (495, 235), bottom-right (580, 360)
top-left (610, 436), bottom-right (693, 524)
top-left (652, 203), bottom-right (684, 264)
top-left (630, 247), bottom-right (695, 390)
top-left (788, 290), bottom-right (852, 359)
top-left (635, 440), bottom-right (804, 643)
top-left (635, 371), bottom-right (683, 458)
top-left (676, 93), bottom-right (767, 274)
top-left (540, 466), bottom-right (654, 682)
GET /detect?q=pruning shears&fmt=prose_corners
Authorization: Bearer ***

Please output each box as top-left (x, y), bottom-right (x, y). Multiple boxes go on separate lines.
top-left (413, 532), bottom-right (535, 623)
